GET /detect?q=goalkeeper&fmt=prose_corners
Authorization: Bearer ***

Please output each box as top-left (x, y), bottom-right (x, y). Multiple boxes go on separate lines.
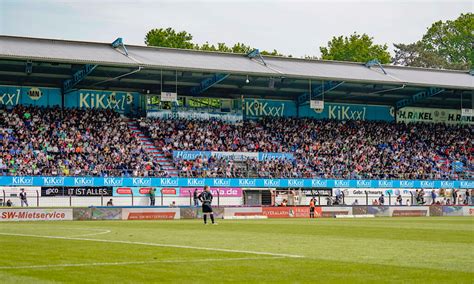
top-left (198, 186), bottom-right (216, 225)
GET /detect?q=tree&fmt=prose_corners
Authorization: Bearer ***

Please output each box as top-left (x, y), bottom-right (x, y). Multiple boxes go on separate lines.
top-left (319, 33), bottom-right (391, 64)
top-left (145, 28), bottom-right (194, 49)
top-left (393, 41), bottom-right (449, 69)
top-left (145, 27), bottom-right (284, 56)
top-left (393, 13), bottom-right (473, 70)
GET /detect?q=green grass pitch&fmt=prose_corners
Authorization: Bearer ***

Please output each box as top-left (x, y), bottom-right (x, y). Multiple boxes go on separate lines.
top-left (0, 217), bottom-right (472, 283)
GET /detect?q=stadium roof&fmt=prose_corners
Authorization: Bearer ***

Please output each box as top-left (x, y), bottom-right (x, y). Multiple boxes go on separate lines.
top-left (0, 35), bottom-right (472, 108)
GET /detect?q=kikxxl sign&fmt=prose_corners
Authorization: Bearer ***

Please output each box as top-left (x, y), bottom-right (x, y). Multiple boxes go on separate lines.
top-left (179, 187), bottom-right (243, 197)
top-left (1, 177), bottom-right (471, 189)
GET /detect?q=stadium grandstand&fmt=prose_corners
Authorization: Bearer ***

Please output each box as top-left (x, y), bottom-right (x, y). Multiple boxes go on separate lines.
top-left (0, 35), bottom-right (472, 182)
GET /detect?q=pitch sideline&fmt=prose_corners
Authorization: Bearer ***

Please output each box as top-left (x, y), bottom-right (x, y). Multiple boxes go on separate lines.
top-left (0, 256), bottom-right (284, 270)
top-left (0, 232), bottom-right (304, 258)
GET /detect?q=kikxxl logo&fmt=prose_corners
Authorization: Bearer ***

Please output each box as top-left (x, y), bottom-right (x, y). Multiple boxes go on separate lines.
top-left (334, 180), bottom-right (350, 187)
top-left (238, 179), bottom-right (256, 187)
top-left (74, 177), bottom-right (94, 186)
top-left (132, 178), bottom-right (152, 187)
top-left (187, 179), bottom-right (205, 186)
top-left (420, 181), bottom-right (435, 188)
top-left (287, 179), bottom-right (304, 187)
top-left (356, 180), bottom-right (371, 187)
top-left (160, 178), bottom-right (179, 186)
top-left (263, 179), bottom-right (280, 187)
top-left (399, 180), bottom-right (415, 188)
top-left (11, 177), bottom-right (33, 185)
top-left (104, 178), bottom-right (123, 186)
top-left (42, 177), bottom-right (64, 186)
top-left (311, 179), bottom-right (328, 187)
top-left (440, 181), bottom-right (454, 188)
top-left (378, 180), bottom-right (394, 188)
top-left (213, 179), bottom-right (231, 187)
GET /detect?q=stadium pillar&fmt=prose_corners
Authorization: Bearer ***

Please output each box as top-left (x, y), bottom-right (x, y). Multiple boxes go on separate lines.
top-left (36, 190), bottom-right (39, 207)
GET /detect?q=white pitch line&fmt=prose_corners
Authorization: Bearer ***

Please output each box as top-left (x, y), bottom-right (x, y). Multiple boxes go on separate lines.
top-left (68, 229), bottom-right (111, 238)
top-left (0, 232), bottom-right (304, 258)
top-left (0, 257), bottom-right (283, 270)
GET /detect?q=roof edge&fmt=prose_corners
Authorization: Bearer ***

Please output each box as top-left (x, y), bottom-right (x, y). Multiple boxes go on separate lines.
top-left (0, 34), bottom-right (471, 75)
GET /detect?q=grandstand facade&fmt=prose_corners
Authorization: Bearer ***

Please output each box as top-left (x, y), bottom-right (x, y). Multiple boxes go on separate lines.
top-left (0, 35), bottom-right (472, 190)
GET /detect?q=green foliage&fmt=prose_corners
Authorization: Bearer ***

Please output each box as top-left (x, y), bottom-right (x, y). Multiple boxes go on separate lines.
top-left (145, 28), bottom-right (194, 49)
top-left (393, 13), bottom-right (473, 70)
top-left (393, 41), bottom-right (448, 69)
top-left (145, 27), bottom-right (283, 56)
top-left (319, 33), bottom-right (391, 64)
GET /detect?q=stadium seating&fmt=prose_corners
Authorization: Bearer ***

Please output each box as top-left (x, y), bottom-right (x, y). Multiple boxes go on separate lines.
top-left (139, 117), bottom-right (473, 180)
top-left (0, 106), bottom-right (163, 177)
top-left (0, 107), bottom-right (471, 179)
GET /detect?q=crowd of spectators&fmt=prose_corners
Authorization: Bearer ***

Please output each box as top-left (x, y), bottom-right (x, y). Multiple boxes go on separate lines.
top-left (0, 106), bottom-right (163, 177)
top-left (1, 107), bottom-right (471, 180)
top-left (139, 117), bottom-right (473, 180)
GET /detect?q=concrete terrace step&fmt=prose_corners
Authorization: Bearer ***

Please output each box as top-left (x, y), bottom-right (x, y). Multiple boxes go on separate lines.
top-left (125, 118), bottom-right (179, 175)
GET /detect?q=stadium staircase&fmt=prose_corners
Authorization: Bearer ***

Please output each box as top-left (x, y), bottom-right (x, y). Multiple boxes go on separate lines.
top-left (125, 119), bottom-right (179, 177)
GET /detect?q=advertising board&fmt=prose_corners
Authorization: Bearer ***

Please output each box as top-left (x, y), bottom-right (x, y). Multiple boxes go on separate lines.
top-left (121, 208), bottom-right (180, 220)
top-left (0, 208), bottom-right (72, 221)
top-left (0, 177), bottom-right (470, 189)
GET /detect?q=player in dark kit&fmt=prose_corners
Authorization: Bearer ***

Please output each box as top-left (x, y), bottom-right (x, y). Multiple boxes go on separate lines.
top-left (198, 186), bottom-right (216, 225)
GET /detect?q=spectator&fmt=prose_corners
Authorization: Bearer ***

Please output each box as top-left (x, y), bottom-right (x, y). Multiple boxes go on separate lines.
top-left (106, 199), bottom-right (114, 206)
top-left (0, 106), bottom-right (158, 177)
top-left (452, 190), bottom-right (458, 205)
top-left (137, 117), bottom-right (472, 180)
top-left (431, 190), bottom-right (437, 205)
top-left (6, 199), bottom-right (12, 207)
top-left (378, 194), bottom-right (385, 205)
top-left (19, 188), bottom-right (28, 207)
top-left (193, 189), bottom-right (199, 207)
top-left (396, 194), bottom-right (402, 205)
top-left (149, 188), bottom-right (156, 206)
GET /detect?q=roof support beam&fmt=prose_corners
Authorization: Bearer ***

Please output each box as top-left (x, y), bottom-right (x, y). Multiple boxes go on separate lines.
top-left (395, 87), bottom-right (445, 110)
top-left (63, 64), bottom-right (98, 93)
top-left (297, 81), bottom-right (344, 106)
top-left (189, 73), bottom-right (229, 96)
top-left (365, 59), bottom-right (387, 75)
top-left (247, 49), bottom-right (267, 66)
top-left (112, 37), bottom-right (128, 56)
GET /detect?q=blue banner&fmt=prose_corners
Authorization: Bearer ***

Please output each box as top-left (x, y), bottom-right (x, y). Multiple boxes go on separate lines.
top-left (243, 99), bottom-right (296, 119)
top-left (65, 89), bottom-right (139, 114)
top-left (0, 176), bottom-right (471, 189)
top-left (0, 85), bottom-right (61, 107)
top-left (0, 85), bottom-right (140, 114)
top-left (299, 102), bottom-right (394, 121)
top-left (173, 151), bottom-right (294, 161)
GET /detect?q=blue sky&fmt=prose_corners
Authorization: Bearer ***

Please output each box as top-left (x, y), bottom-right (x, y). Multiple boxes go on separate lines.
top-left (0, 0), bottom-right (471, 57)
